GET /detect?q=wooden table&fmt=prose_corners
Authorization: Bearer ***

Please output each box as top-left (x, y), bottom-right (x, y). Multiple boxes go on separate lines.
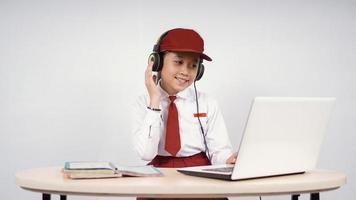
top-left (16, 166), bottom-right (346, 200)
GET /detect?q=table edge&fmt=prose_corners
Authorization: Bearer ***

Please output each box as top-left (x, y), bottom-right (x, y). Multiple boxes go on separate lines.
top-left (20, 186), bottom-right (341, 198)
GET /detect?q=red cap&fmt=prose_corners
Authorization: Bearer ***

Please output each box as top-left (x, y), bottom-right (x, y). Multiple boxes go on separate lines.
top-left (159, 28), bottom-right (212, 61)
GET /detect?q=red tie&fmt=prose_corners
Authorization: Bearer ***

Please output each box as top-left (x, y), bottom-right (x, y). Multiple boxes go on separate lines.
top-left (165, 96), bottom-right (181, 156)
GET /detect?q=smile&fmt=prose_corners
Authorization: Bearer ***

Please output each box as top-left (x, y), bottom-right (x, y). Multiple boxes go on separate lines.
top-left (175, 76), bottom-right (189, 84)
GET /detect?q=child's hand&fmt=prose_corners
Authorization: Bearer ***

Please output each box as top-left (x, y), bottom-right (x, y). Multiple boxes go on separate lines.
top-left (226, 152), bottom-right (238, 164)
top-left (145, 61), bottom-right (161, 108)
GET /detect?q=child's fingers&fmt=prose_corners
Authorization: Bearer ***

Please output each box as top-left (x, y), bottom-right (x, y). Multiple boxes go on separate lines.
top-left (145, 62), bottom-right (155, 85)
top-left (145, 61), bottom-right (152, 75)
top-left (147, 55), bottom-right (154, 70)
top-left (145, 60), bottom-right (154, 76)
top-left (148, 60), bottom-right (154, 69)
top-left (226, 152), bottom-right (238, 164)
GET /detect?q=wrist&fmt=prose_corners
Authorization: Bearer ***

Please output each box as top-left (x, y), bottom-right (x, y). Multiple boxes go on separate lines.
top-left (147, 106), bottom-right (161, 112)
top-left (149, 97), bottom-right (160, 109)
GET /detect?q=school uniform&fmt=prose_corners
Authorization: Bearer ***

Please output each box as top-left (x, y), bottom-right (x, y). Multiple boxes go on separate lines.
top-left (132, 83), bottom-right (233, 200)
top-left (132, 82), bottom-right (233, 164)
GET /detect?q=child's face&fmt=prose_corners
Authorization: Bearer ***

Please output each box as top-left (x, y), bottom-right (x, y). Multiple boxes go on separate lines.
top-left (160, 51), bottom-right (200, 95)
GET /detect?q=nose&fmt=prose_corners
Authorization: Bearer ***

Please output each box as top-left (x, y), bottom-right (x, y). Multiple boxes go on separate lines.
top-left (179, 65), bottom-right (189, 76)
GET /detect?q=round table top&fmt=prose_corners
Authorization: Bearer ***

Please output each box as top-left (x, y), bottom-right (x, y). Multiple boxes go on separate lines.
top-left (16, 166), bottom-right (346, 198)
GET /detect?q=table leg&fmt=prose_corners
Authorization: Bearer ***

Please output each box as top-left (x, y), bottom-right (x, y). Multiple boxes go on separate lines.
top-left (60, 195), bottom-right (67, 200)
top-left (291, 194), bottom-right (300, 200)
top-left (311, 193), bottom-right (320, 200)
top-left (42, 193), bottom-right (50, 200)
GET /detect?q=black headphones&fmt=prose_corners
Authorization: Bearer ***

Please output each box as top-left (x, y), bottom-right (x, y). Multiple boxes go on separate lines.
top-left (148, 30), bottom-right (205, 81)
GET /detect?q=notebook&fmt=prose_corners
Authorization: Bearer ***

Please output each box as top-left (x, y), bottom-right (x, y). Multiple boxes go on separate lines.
top-left (177, 97), bottom-right (335, 180)
top-left (63, 161), bottom-right (163, 179)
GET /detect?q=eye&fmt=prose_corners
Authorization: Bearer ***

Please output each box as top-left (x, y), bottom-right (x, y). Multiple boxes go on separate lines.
top-left (174, 60), bottom-right (183, 65)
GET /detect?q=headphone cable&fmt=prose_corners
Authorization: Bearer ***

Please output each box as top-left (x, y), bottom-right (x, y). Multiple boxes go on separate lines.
top-left (193, 81), bottom-right (211, 162)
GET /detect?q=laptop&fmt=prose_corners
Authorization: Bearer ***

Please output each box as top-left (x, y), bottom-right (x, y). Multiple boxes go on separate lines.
top-left (177, 97), bottom-right (335, 180)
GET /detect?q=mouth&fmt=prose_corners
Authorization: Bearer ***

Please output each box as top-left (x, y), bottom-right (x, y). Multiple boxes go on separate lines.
top-left (175, 76), bottom-right (189, 84)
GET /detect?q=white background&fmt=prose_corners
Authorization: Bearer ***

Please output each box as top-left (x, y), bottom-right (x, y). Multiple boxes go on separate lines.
top-left (0, 1), bottom-right (355, 200)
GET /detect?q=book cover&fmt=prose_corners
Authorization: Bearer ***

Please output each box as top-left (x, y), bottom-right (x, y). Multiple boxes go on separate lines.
top-left (116, 165), bottom-right (164, 177)
top-left (63, 161), bottom-right (163, 179)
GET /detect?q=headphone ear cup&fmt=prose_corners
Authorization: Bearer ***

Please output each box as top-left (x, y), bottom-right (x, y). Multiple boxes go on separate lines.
top-left (158, 53), bottom-right (164, 71)
top-left (149, 53), bottom-right (161, 72)
top-left (196, 64), bottom-right (205, 81)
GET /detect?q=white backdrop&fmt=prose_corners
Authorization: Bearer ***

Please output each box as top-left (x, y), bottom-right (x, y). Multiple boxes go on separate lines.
top-left (0, 1), bottom-right (355, 200)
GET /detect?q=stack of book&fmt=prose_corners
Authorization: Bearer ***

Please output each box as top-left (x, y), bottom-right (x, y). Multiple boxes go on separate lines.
top-left (63, 161), bottom-right (163, 179)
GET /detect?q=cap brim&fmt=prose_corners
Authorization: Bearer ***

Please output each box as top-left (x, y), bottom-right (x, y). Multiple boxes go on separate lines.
top-left (200, 53), bottom-right (212, 61)
top-left (165, 48), bottom-right (212, 61)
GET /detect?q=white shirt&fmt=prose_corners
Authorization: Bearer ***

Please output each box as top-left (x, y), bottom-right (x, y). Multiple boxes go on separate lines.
top-left (131, 84), bottom-right (233, 165)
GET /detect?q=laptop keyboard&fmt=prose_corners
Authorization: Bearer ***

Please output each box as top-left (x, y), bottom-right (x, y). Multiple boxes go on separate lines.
top-left (202, 167), bottom-right (234, 173)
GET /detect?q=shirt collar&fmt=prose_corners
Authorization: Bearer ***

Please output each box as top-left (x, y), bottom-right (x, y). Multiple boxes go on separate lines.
top-left (158, 80), bottom-right (195, 101)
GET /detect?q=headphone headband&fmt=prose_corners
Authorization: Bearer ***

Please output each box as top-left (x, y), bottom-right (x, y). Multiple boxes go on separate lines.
top-left (153, 31), bottom-right (169, 53)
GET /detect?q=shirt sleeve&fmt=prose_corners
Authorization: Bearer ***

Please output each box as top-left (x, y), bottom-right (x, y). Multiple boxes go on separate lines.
top-left (131, 95), bottom-right (162, 161)
top-left (205, 97), bottom-right (233, 165)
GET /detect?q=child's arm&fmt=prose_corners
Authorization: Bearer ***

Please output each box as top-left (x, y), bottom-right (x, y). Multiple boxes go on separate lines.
top-left (131, 95), bottom-right (162, 161)
top-left (145, 61), bottom-right (161, 109)
top-left (131, 62), bottom-right (163, 161)
top-left (204, 97), bottom-right (234, 165)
